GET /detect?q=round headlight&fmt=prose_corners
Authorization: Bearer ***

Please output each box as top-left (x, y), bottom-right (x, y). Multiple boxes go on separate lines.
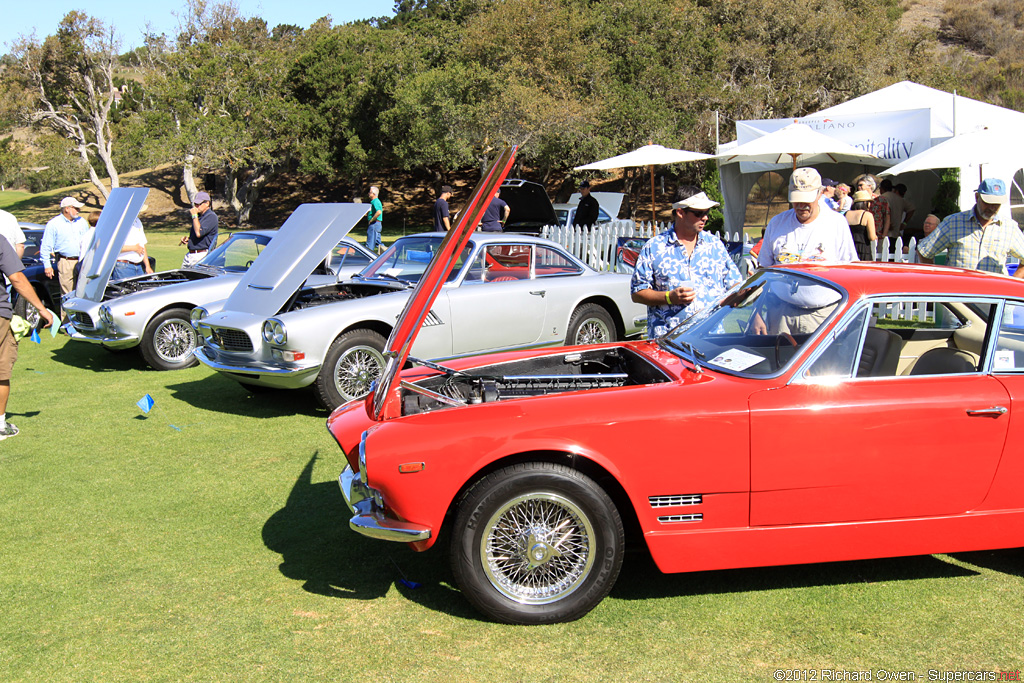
top-left (99, 305), bottom-right (113, 325)
top-left (190, 307), bottom-right (208, 325)
top-left (262, 319), bottom-right (286, 345)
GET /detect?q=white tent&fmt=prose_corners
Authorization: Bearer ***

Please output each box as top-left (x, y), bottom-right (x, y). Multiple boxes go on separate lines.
top-left (718, 82), bottom-right (1024, 235)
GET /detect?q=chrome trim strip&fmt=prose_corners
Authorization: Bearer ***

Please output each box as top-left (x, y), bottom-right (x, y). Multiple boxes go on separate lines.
top-left (66, 326), bottom-right (139, 347)
top-left (338, 467), bottom-right (431, 542)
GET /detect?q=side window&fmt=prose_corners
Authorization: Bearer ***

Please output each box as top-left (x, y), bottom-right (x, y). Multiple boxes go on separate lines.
top-left (535, 246), bottom-right (583, 277)
top-left (804, 307), bottom-right (869, 379)
top-left (329, 243), bottom-right (372, 272)
top-left (463, 245), bottom-right (532, 284)
top-left (873, 299), bottom-right (991, 376)
top-left (994, 302), bottom-right (1024, 372)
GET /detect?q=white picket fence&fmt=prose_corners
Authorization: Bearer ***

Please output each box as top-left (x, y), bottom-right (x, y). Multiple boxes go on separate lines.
top-left (541, 220), bottom-right (919, 271)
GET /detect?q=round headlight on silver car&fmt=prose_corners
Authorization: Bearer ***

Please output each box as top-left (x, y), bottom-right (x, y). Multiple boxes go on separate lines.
top-left (262, 319), bottom-right (287, 345)
top-left (190, 306), bottom-right (208, 328)
top-left (99, 305), bottom-right (113, 325)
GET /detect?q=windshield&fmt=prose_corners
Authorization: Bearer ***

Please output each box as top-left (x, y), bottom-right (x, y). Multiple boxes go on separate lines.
top-left (663, 269), bottom-right (845, 375)
top-left (359, 236), bottom-right (472, 283)
top-left (200, 233), bottom-right (272, 272)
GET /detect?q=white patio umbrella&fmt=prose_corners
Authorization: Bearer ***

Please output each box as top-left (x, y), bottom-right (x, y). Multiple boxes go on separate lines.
top-left (716, 122), bottom-right (882, 170)
top-left (575, 144), bottom-right (715, 224)
top-left (879, 127), bottom-right (1023, 181)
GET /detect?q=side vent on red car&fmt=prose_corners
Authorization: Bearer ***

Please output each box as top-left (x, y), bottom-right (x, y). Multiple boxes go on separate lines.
top-left (657, 514), bottom-right (703, 523)
top-left (648, 494), bottom-right (702, 507)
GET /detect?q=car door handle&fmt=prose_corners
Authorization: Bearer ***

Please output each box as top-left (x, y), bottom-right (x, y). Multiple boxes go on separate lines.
top-left (530, 290), bottom-right (546, 297)
top-left (965, 406), bottom-right (1008, 417)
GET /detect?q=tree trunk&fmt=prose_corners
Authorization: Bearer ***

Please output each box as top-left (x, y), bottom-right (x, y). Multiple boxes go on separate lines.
top-left (182, 156), bottom-right (199, 203)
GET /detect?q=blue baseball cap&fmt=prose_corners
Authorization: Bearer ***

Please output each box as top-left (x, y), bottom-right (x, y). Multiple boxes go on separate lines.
top-left (977, 178), bottom-right (1008, 204)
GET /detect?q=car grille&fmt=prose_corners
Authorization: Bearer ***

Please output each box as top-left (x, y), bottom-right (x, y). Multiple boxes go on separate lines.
top-left (210, 327), bottom-right (253, 352)
top-left (69, 311), bottom-right (94, 329)
top-left (648, 494), bottom-right (702, 507)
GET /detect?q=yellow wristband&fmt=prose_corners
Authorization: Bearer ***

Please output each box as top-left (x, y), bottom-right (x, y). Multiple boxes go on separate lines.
top-left (665, 290), bottom-right (672, 305)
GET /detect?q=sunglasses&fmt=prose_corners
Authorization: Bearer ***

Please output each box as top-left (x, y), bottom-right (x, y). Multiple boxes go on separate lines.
top-left (683, 208), bottom-right (710, 218)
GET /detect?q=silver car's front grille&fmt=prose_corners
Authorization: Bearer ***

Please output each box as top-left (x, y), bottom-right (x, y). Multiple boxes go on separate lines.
top-left (210, 327), bottom-right (253, 352)
top-left (69, 311), bottom-right (94, 329)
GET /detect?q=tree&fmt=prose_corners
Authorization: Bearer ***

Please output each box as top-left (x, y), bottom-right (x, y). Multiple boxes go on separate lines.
top-left (150, 0), bottom-right (303, 223)
top-left (9, 12), bottom-right (123, 198)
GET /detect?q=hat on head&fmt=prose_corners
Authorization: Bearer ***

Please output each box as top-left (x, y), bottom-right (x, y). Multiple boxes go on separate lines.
top-left (440, 185), bottom-right (452, 194)
top-left (821, 177), bottom-right (837, 187)
top-left (193, 191), bottom-right (211, 204)
top-left (977, 178), bottom-right (1008, 204)
top-left (852, 190), bottom-right (873, 203)
top-left (789, 168), bottom-right (822, 203)
top-left (672, 192), bottom-right (719, 211)
top-left (60, 197), bottom-right (85, 209)
top-left (579, 180), bottom-right (591, 188)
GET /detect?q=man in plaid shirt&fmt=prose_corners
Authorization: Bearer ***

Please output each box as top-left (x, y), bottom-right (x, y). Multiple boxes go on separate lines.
top-left (917, 178), bottom-right (1024, 277)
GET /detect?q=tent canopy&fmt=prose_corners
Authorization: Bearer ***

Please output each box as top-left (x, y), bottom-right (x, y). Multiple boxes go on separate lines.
top-left (719, 82), bottom-right (1024, 234)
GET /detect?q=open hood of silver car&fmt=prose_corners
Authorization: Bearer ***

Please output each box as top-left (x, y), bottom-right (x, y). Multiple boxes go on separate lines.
top-left (223, 203), bottom-right (366, 316)
top-left (76, 187), bottom-right (149, 302)
top-left (370, 148), bottom-right (517, 421)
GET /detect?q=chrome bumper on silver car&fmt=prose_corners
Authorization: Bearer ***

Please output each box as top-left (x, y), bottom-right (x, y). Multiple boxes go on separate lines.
top-left (66, 324), bottom-right (139, 348)
top-left (338, 465), bottom-right (431, 543)
top-left (194, 347), bottom-right (321, 379)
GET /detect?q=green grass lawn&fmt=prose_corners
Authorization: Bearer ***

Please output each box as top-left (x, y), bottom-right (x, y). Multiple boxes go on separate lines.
top-left (2, 334), bottom-right (1023, 681)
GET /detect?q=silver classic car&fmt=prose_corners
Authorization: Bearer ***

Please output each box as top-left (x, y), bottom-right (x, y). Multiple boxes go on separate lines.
top-left (193, 230), bottom-right (647, 410)
top-left (63, 193), bottom-right (374, 370)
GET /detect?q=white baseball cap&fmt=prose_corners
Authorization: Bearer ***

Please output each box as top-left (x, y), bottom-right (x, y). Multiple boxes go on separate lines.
top-left (60, 197), bottom-right (85, 209)
top-left (672, 192), bottom-right (719, 211)
top-left (789, 168), bottom-right (822, 203)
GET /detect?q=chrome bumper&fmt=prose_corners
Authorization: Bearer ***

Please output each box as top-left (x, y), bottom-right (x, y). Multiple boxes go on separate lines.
top-left (66, 324), bottom-right (139, 349)
top-left (338, 465), bottom-right (431, 543)
top-left (193, 347), bottom-right (321, 383)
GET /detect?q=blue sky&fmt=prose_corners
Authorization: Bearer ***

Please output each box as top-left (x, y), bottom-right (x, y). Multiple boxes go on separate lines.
top-left (2, 0), bottom-right (397, 52)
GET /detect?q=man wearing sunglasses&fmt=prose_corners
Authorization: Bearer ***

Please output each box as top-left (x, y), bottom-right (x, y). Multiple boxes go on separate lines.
top-left (630, 186), bottom-right (741, 338)
top-left (180, 191), bottom-right (219, 267)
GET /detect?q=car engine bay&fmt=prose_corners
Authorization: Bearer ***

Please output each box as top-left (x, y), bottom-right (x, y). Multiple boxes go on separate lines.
top-left (400, 346), bottom-right (670, 415)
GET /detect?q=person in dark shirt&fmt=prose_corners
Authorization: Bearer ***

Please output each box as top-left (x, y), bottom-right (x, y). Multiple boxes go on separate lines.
top-left (433, 185), bottom-right (453, 231)
top-left (180, 191), bottom-right (219, 267)
top-left (480, 190), bottom-right (510, 232)
top-left (575, 180), bottom-right (601, 228)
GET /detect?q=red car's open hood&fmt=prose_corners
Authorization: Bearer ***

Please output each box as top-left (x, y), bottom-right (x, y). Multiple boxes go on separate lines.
top-left (370, 148), bottom-right (517, 420)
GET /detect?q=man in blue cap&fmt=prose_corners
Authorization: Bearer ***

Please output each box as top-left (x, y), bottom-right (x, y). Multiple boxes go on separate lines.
top-left (180, 191), bottom-right (218, 267)
top-left (917, 178), bottom-right (1024, 277)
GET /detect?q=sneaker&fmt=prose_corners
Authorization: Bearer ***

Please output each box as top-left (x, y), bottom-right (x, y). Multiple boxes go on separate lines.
top-left (0, 423), bottom-right (19, 440)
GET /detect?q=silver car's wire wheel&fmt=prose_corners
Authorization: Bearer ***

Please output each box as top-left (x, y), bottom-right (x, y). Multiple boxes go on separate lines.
top-left (333, 344), bottom-right (386, 400)
top-left (480, 492), bottom-right (596, 605)
top-left (153, 317), bottom-right (197, 363)
top-left (573, 317), bottom-right (612, 345)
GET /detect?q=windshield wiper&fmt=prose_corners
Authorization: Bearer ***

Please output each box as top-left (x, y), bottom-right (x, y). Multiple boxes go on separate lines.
top-left (659, 338), bottom-right (704, 374)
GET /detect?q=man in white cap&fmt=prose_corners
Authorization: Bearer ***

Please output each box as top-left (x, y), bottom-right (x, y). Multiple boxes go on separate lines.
top-left (631, 185), bottom-right (741, 337)
top-left (759, 168), bottom-right (858, 267)
top-left (41, 196), bottom-right (89, 317)
top-left (917, 178), bottom-right (1024, 276)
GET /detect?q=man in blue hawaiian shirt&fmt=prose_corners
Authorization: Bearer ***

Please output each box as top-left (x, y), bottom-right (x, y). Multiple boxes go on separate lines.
top-left (631, 186), bottom-right (741, 338)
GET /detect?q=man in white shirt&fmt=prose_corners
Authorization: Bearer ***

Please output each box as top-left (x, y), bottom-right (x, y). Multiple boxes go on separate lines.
top-left (0, 209), bottom-right (26, 258)
top-left (754, 168), bottom-right (857, 334)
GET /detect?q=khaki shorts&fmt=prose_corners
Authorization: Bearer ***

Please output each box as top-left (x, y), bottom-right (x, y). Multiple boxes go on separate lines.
top-left (0, 317), bottom-right (19, 381)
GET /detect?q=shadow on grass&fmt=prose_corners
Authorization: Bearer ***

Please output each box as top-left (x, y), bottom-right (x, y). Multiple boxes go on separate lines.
top-left (610, 549), bottom-right (980, 603)
top-left (48, 338), bottom-right (147, 372)
top-left (262, 452), bottom-right (476, 617)
top-left (165, 375), bottom-right (326, 418)
top-left (948, 547), bottom-right (1024, 579)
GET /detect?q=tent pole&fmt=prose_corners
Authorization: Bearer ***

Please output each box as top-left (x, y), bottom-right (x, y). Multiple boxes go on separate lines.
top-left (650, 164), bottom-right (656, 225)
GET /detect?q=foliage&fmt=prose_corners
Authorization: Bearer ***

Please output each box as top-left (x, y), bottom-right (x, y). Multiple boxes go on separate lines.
top-left (0, 136), bottom-right (23, 188)
top-left (7, 11), bottom-right (124, 198)
top-left (932, 167), bottom-right (961, 220)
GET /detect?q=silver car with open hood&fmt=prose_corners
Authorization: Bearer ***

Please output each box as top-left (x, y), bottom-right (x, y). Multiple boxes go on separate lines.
top-left (63, 194), bottom-right (373, 370)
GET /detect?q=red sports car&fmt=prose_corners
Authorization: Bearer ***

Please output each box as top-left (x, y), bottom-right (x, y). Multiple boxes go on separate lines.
top-left (329, 152), bottom-right (1024, 624)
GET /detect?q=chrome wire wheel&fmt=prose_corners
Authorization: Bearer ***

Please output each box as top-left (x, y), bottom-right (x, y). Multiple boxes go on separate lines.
top-left (153, 317), bottom-right (197, 363)
top-left (333, 344), bottom-right (386, 401)
top-left (480, 492), bottom-right (596, 605)
top-left (573, 317), bottom-right (612, 345)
